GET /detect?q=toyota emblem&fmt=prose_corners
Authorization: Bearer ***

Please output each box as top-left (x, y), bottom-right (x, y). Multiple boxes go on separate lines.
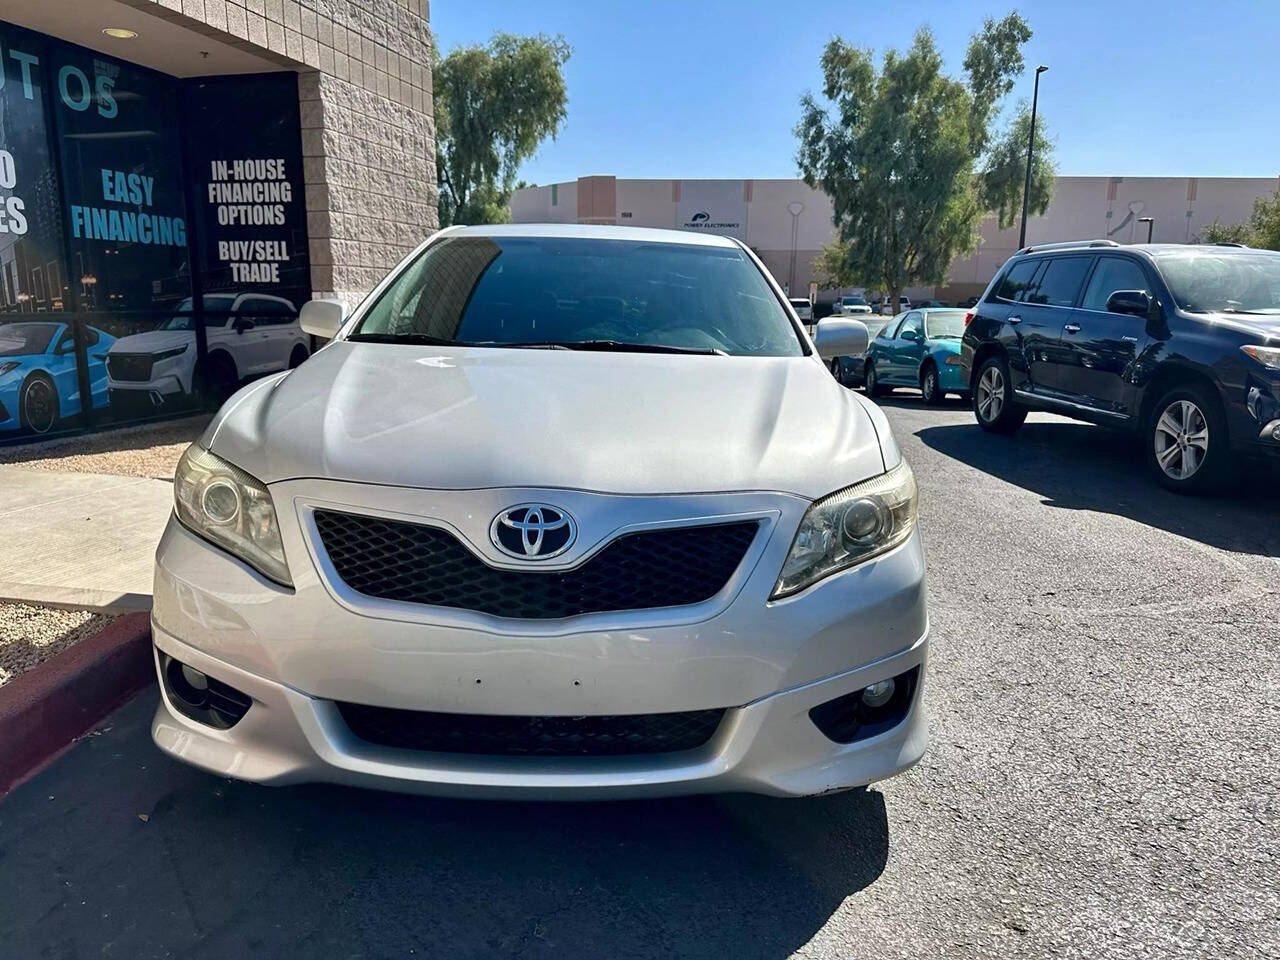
top-left (490, 504), bottom-right (577, 560)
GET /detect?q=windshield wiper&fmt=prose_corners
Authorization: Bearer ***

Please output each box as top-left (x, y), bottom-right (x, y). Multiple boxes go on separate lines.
top-left (525, 340), bottom-right (727, 356)
top-left (346, 332), bottom-right (460, 346)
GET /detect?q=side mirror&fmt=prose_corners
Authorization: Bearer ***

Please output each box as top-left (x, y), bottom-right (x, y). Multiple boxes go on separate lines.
top-left (300, 298), bottom-right (348, 339)
top-left (232, 317), bottom-right (255, 334)
top-left (814, 318), bottom-right (869, 360)
top-left (901, 328), bottom-right (920, 342)
top-left (1106, 290), bottom-right (1151, 318)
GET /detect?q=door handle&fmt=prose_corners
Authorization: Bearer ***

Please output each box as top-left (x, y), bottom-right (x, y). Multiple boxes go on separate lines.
top-left (1008, 315), bottom-right (1022, 325)
top-left (1064, 323), bottom-right (1082, 334)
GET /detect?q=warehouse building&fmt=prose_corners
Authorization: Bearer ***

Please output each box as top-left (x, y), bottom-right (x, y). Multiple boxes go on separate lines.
top-left (512, 175), bottom-right (1280, 303)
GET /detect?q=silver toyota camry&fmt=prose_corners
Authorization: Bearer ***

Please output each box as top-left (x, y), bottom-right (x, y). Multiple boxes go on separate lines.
top-left (151, 224), bottom-right (929, 798)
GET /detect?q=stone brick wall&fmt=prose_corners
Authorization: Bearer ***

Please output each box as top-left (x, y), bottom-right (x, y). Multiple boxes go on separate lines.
top-left (121, 0), bottom-right (439, 306)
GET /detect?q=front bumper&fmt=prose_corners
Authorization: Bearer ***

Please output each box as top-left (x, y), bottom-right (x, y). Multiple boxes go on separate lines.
top-left (150, 480), bottom-right (930, 798)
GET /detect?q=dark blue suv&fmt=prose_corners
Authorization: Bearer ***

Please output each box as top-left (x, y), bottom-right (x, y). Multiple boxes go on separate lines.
top-left (960, 240), bottom-right (1280, 493)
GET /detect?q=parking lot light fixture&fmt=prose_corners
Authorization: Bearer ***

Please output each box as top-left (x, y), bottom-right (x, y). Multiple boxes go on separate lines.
top-left (1018, 65), bottom-right (1048, 249)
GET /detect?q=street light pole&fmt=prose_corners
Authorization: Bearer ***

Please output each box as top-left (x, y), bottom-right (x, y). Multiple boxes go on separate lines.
top-left (1138, 217), bottom-right (1154, 243)
top-left (1018, 65), bottom-right (1048, 250)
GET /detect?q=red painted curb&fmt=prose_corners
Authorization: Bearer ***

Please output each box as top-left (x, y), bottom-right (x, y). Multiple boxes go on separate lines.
top-left (0, 611), bottom-right (154, 796)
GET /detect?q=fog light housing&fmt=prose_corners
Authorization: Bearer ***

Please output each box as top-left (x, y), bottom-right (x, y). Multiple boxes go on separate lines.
top-left (809, 666), bottom-right (920, 744)
top-left (158, 650), bottom-right (252, 729)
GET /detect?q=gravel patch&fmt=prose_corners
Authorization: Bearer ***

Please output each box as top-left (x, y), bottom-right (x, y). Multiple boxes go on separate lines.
top-left (0, 603), bottom-right (115, 687)
top-left (0, 415), bottom-right (210, 479)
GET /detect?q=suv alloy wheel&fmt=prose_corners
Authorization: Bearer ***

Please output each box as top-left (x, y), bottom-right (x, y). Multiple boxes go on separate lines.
top-left (1145, 383), bottom-right (1230, 493)
top-left (972, 355), bottom-right (1027, 434)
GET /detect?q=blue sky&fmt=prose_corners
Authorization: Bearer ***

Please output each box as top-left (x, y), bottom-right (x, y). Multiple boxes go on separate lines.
top-left (432, 0), bottom-right (1280, 185)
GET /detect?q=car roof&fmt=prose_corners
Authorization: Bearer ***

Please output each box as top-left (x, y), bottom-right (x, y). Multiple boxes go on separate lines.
top-left (1014, 242), bottom-right (1280, 262)
top-left (443, 222), bottom-right (740, 249)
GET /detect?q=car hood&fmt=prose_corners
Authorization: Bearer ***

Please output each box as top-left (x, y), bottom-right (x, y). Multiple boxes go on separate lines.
top-left (108, 329), bottom-right (194, 354)
top-left (1208, 312), bottom-right (1280, 340)
top-left (202, 341), bottom-right (891, 497)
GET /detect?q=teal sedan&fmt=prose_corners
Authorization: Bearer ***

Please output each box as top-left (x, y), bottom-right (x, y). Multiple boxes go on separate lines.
top-left (862, 308), bottom-right (969, 405)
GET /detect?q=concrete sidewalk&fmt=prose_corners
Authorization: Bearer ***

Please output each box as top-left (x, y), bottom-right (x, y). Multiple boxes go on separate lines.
top-left (0, 466), bottom-right (172, 612)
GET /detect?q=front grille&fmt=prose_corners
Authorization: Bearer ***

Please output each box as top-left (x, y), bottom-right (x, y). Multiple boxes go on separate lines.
top-left (107, 353), bottom-right (155, 382)
top-left (313, 510), bottom-right (759, 619)
top-left (337, 702), bottom-right (726, 757)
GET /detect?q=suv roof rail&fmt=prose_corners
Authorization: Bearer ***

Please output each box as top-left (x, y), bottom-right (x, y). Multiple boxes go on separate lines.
top-left (1015, 239), bottom-right (1120, 255)
top-left (1212, 241), bottom-right (1249, 248)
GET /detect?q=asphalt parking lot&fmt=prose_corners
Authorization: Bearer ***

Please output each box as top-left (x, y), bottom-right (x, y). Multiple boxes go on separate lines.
top-left (2, 397), bottom-right (1278, 960)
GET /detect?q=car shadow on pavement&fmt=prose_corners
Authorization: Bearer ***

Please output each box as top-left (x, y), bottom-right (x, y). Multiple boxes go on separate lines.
top-left (0, 694), bottom-right (890, 960)
top-left (915, 416), bottom-right (1280, 556)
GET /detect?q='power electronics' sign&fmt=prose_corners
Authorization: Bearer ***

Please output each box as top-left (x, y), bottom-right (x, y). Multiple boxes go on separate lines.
top-left (676, 181), bottom-right (746, 241)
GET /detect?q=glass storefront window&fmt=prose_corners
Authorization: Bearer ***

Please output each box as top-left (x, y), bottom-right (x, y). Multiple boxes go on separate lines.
top-left (0, 21), bottom-right (310, 442)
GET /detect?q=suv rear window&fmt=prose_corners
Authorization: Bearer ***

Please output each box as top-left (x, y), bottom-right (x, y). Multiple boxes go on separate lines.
top-left (1025, 257), bottom-right (1092, 307)
top-left (995, 260), bottom-right (1039, 301)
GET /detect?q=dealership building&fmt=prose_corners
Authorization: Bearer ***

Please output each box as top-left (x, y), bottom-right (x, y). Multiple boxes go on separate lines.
top-left (0, 0), bottom-right (436, 442)
top-left (512, 174), bottom-right (1280, 302)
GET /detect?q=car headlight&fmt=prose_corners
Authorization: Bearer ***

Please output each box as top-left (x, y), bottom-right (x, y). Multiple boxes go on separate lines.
top-left (0, 361), bottom-right (19, 376)
top-left (154, 345), bottom-right (189, 361)
top-left (173, 444), bottom-right (292, 586)
top-left (1241, 344), bottom-right (1280, 371)
top-left (772, 460), bottom-right (917, 598)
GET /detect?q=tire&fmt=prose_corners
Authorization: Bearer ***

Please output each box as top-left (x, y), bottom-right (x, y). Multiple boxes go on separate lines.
top-left (196, 352), bottom-right (239, 404)
top-left (920, 363), bottom-right (945, 406)
top-left (865, 360), bottom-right (886, 398)
top-left (289, 344), bottom-right (310, 369)
top-left (971, 354), bottom-right (1027, 434)
top-left (19, 372), bottom-right (59, 434)
top-left (1144, 383), bottom-right (1233, 494)
top-left (829, 357), bottom-right (845, 385)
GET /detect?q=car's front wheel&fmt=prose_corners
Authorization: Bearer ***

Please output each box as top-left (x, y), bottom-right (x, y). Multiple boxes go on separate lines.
top-left (19, 372), bottom-right (59, 434)
top-left (972, 355), bottom-right (1026, 434)
top-left (1145, 383), bottom-right (1232, 494)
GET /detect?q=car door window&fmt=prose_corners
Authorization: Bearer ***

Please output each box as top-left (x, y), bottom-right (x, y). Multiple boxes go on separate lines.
top-left (994, 260), bottom-right (1041, 302)
top-left (1025, 257), bottom-right (1092, 307)
top-left (899, 313), bottom-right (923, 341)
top-left (1081, 258), bottom-right (1150, 313)
top-left (240, 297), bottom-right (293, 325)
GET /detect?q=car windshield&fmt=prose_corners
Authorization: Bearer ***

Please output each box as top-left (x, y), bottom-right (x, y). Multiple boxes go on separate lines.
top-left (164, 295), bottom-right (238, 330)
top-left (0, 322), bottom-right (59, 356)
top-left (1152, 250), bottom-right (1280, 314)
top-left (924, 311), bottom-right (967, 338)
top-left (789, 298), bottom-right (811, 308)
top-left (843, 296), bottom-right (867, 306)
top-left (351, 235), bottom-right (804, 356)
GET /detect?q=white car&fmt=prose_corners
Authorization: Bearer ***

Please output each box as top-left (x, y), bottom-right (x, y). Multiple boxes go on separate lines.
top-left (106, 293), bottom-right (307, 402)
top-left (150, 224), bottom-right (929, 799)
top-left (836, 295), bottom-right (873, 316)
top-left (875, 296), bottom-right (912, 316)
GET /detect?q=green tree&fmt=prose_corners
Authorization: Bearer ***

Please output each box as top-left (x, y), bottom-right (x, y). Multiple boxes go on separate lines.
top-left (1249, 187), bottom-right (1280, 250)
top-left (434, 33), bottom-right (570, 226)
top-left (1194, 187), bottom-right (1280, 250)
top-left (796, 13), bottom-right (1048, 307)
top-left (1197, 220), bottom-right (1254, 245)
top-left (980, 102), bottom-right (1056, 230)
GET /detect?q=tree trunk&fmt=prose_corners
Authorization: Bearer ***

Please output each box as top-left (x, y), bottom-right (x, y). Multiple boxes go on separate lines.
top-left (889, 287), bottom-right (902, 317)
